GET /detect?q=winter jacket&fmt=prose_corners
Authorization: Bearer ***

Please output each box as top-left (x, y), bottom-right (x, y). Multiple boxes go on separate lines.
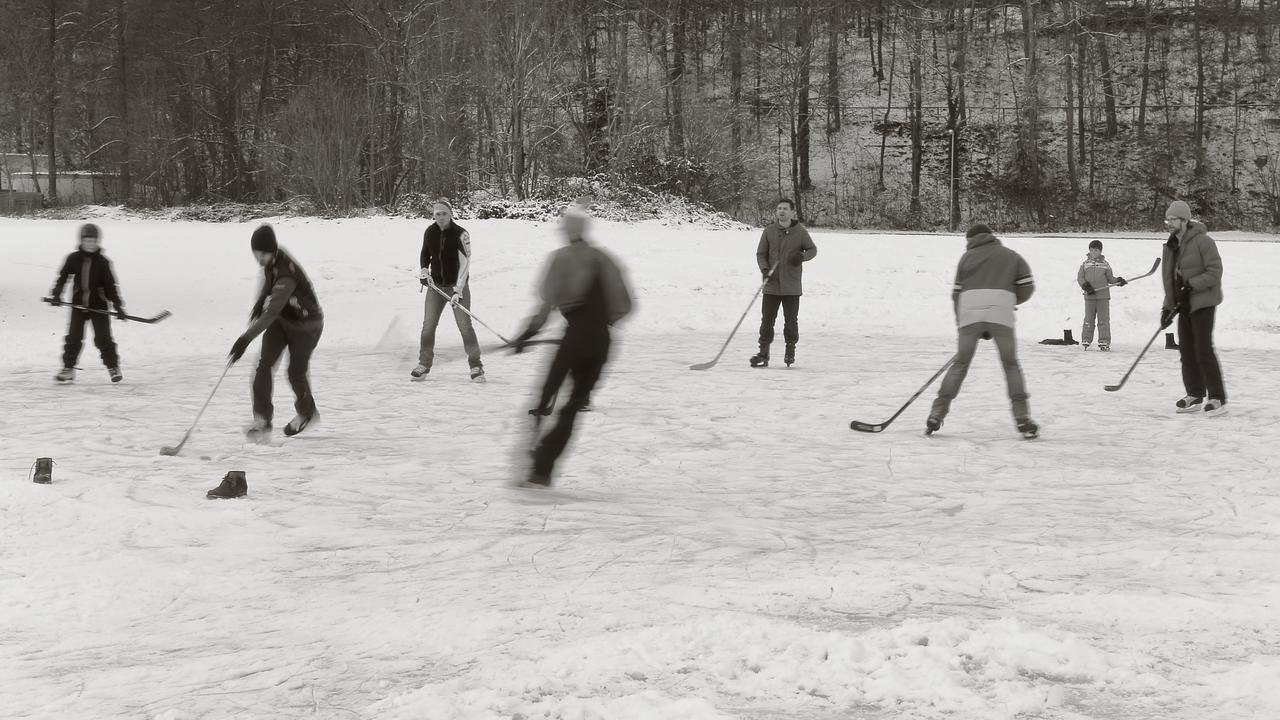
top-left (243, 248), bottom-right (323, 341)
top-left (756, 221), bottom-right (817, 296)
top-left (421, 222), bottom-right (472, 289)
top-left (1162, 221), bottom-right (1223, 313)
top-left (523, 238), bottom-right (633, 335)
top-left (50, 249), bottom-right (123, 311)
top-left (951, 231), bottom-right (1035, 328)
top-left (1077, 255), bottom-right (1117, 300)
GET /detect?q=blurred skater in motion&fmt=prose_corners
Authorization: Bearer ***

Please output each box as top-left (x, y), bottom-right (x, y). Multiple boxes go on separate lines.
top-left (512, 203), bottom-right (633, 487)
top-left (44, 223), bottom-right (127, 383)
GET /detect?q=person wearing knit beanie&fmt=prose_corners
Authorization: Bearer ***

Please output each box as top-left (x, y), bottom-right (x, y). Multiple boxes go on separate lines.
top-left (228, 224), bottom-right (326, 441)
top-left (250, 224), bottom-right (278, 255)
top-left (1160, 199), bottom-right (1227, 415)
top-left (925, 221), bottom-right (1039, 438)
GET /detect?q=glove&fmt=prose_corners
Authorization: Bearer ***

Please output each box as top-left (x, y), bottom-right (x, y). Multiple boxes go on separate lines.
top-left (42, 296), bottom-right (57, 305)
top-left (511, 328), bottom-right (537, 354)
top-left (116, 307), bottom-right (128, 321)
top-left (1178, 285), bottom-right (1192, 304)
top-left (449, 292), bottom-right (462, 307)
top-left (788, 251), bottom-right (803, 266)
top-left (1081, 282), bottom-right (1095, 295)
top-left (1160, 308), bottom-right (1175, 329)
top-left (229, 335), bottom-right (250, 363)
top-left (761, 268), bottom-right (770, 281)
top-left (1115, 277), bottom-right (1127, 287)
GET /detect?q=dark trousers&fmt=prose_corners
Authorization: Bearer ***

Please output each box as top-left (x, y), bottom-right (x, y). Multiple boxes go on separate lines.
top-left (532, 328), bottom-right (610, 478)
top-left (63, 308), bottom-right (118, 369)
top-left (758, 294), bottom-right (800, 351)
top-left (253, 319), bottom-right (323, 424)
top-left (1177, 306), bottom-right (1226, 401)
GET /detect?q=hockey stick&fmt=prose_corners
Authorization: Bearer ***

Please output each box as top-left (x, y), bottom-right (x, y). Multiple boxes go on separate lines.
top-left (1109, 257), bottom-right (1160, 286)
top-left (689, 261), bottom-right (781, 371)
top-left (850, 354), bottom-right (956, 433)
top-left (44, 298), bottom-right (171, 324)
top-left (159, 360), bottom-right (234, 456)
top-left (1104, 320), bottom-right (1172, 392)
top-left (416, 278), bottom-right (513, 344)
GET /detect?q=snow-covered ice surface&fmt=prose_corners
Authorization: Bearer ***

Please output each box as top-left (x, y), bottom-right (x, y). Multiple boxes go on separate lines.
top-left (2, 216), bottom-right (1279, 720)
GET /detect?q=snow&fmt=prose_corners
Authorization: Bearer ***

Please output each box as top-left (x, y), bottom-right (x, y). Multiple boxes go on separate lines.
top-left (2, 215), bottom-right (1278, 720)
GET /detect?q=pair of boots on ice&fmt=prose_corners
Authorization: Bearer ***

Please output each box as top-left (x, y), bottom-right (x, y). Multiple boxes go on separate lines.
top-left (750, 342), bottom-right (795, 368)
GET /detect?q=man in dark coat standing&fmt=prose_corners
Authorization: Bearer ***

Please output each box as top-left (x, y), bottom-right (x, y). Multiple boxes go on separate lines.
top-left (229, 224), bottom-right (325, 439)
top-left (753, 198), bottom-right (817, 367)
top-left (45, 223), bottom-right (127, 383)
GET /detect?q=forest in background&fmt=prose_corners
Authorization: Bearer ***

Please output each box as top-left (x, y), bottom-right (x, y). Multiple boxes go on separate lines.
top-left (1, 0), bottom-right (1278, 231)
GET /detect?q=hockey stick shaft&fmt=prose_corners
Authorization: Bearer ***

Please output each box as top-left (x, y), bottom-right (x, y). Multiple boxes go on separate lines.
top-left (850, 354), bottom-right (956, 432)
top-left (160, 360), bottom-right (233, 455)
top-left (419, 280), bottom-right (512, 344)
top-left (45, 299), bottom-right (171, 323)
top-left (1104, 322), bottom-right (1169, 392)
top-left (689, 261), bottom-right (781, 370)
top-left (1108, 257), bottom-right (1161, 286)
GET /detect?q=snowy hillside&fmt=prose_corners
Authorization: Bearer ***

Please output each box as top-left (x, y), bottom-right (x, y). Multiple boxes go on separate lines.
top-left (1, 216), bottom-right (1278, 719)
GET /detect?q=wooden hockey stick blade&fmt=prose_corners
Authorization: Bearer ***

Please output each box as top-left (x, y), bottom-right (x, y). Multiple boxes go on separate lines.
top-left (1103, 384), bottom-right (1122, 392)
top-left (849, 421), bottom-right (886, 433)
top-left (689, 359), bottom-right (718, 370)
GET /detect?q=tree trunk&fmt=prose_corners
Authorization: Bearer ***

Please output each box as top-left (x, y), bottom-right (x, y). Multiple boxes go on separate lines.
top-left (729, 0), bottom-right (743, 150)
top-left (1066, 49), bottom-right (1078, 195)
top-left (668, 0), bottom-right (686, 156)
top-left (1137, 1), bottom-right (1153, 141)
top-left (1020, 0), bottom-right (1045, 224)
top-left (45, 0), bottom-right (58, 204)
top-left (797, 2), bottom-right (812, 192)
top-left (1193, 0), bottom-right (1206, 176)
top-left (1097, 30), bottom-right (1118, 138)
top-left (114, 0), bottom-right (131, 201)
top-left (908, 12), bottom-right (923, 216)
top-left (826, 1), bottom-right (840, 133)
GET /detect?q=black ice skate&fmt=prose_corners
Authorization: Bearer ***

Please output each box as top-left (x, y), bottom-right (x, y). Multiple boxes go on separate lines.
top-left (245, 416), bottom-right (272, 443)
top-left (108, 366), bottom-right (123, 383)
top-left (55, 367), bottom-right (75, 383)
top-left (1175, 395), bottom-right (1204, 414)
top-left (749, 353), bottom-right (769, 368)
top-left (784, 344), bottom-right (795, 367)
top-left (283, 411), bottom-right (318, 437)
top-left (925, 416), bottom-right (942, 436)
top-left (1016, 417), bottom-right (1039, 439)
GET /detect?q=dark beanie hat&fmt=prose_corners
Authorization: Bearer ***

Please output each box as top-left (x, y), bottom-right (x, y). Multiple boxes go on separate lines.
top-left (79, 223), bottom-right (100, 239)
top-left (965, 223), bottom-right (993, 238)
top-left (1089, 240), bottom-right (1103, 251)
top-left (250, 224), bottom-right (277, 253)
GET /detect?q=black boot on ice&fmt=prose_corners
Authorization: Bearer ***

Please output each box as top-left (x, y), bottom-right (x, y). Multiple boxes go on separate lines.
top-left (207, 471), bottom-right (248, 499)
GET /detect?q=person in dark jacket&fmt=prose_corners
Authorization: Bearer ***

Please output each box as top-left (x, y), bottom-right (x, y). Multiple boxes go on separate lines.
top-left (228, 225), bottom-right (324, 439)
top-left (928, 224), bottom-right (1038, 438)
top-left (44, 223), bottom-right (126, 383)
top-left (512, 204), bottom-right (633, 487)
top-left (752, 198), bottom-right (817, 367)
top-left (1160, 200), bottom-right (1227, 416)
top-left (414, 200), bottom-right (484, 382)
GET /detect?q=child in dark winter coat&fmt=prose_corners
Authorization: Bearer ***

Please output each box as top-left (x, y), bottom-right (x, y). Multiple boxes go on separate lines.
top-left (44, 223), bottom-right (127, 383)
top-left (1076, 240), bottom-right (1127, 351)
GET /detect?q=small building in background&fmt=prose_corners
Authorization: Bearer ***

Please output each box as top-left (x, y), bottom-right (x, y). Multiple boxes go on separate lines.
top-left (0, 152), bottom-right (124, 211)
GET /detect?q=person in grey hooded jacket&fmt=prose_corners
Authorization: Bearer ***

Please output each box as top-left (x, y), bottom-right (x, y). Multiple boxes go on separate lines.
top-left (1160, 200), bottom-right (1227, 416)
